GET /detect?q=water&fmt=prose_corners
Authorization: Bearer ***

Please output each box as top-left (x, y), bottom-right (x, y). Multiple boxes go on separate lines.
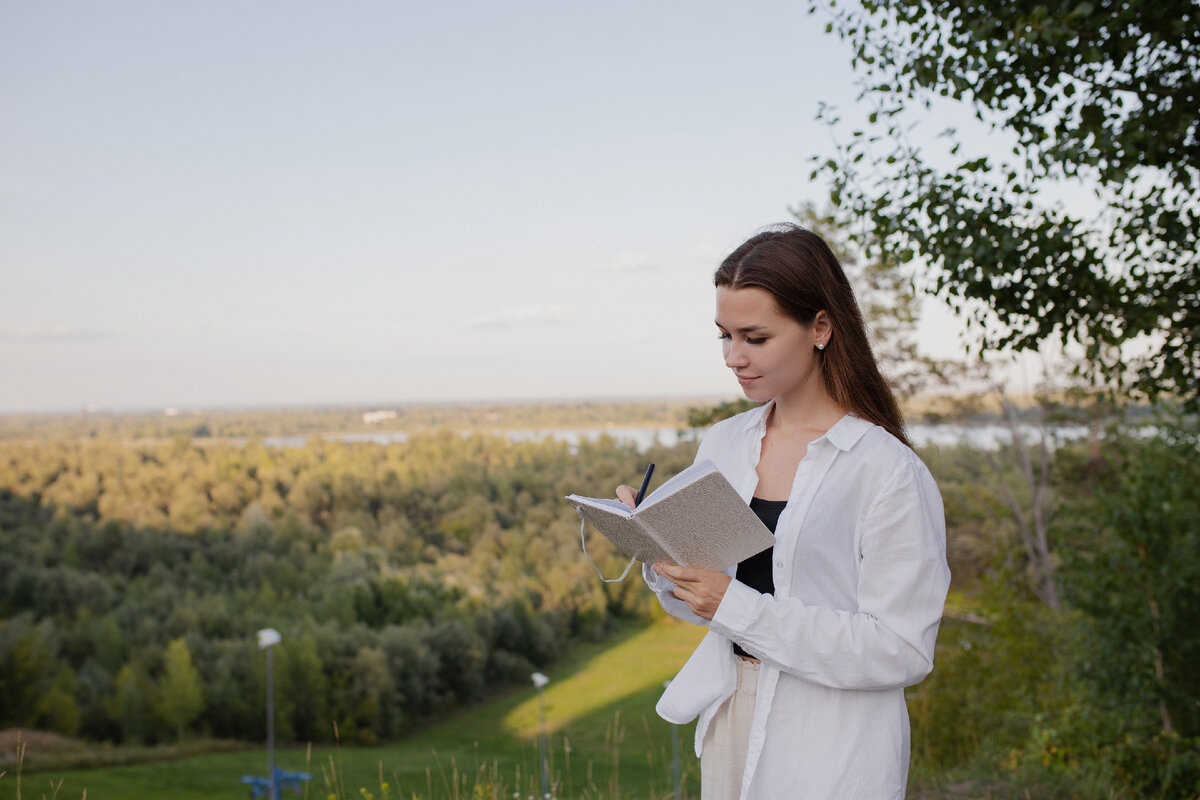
top-left (907, 422), bottom-right (1092, 450)
top-left (263, 427), bottom-right (688, 451)
top-left (262, 423), bottom-right (1093, 452)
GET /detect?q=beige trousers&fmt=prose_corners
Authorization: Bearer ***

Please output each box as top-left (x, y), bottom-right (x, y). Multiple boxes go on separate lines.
top-left (701, 657), bottom-right (760, 800)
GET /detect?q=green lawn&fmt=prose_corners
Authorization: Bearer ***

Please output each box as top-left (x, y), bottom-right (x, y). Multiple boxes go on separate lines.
top-left (1, 618), bottom-right (705, 800)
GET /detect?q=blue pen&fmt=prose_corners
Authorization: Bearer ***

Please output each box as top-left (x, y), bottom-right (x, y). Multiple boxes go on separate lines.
top-left (634, 463), bottom-right (656, 507)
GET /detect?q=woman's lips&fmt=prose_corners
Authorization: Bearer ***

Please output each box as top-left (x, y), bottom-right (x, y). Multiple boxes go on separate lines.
top-left (735, 374), bottom-right (757, 387)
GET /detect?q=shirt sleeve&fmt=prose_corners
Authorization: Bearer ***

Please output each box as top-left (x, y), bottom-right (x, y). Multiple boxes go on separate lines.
top-left (708, 460), bottom-right (950, 691)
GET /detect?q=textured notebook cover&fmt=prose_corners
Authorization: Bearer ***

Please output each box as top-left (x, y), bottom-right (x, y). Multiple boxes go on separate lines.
top-left (568, 466), bottom-right (775, 571)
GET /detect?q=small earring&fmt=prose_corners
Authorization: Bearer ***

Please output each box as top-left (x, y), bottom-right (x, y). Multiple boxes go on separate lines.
top-left (817, 343), bottom-right (826, 351)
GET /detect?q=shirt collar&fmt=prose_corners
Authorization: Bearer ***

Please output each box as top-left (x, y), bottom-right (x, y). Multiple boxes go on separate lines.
top-left (822, 413), bottom-right (874, 451)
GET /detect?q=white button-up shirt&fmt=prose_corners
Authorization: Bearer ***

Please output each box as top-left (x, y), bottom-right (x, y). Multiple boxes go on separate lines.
top-left (646, 404), bottom-right (950, 799)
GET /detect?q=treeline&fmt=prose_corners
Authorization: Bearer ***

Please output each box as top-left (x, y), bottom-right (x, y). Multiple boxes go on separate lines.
top-left (0, 429), bottom-right (696, 745)
top-left (0, 399), bottom-right (698, 442)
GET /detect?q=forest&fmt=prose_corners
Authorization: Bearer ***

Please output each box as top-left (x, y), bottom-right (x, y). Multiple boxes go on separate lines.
top-left (0, 405), bottom-right (697, 748)
top-left (1, 399), bottom-right (1198, 798)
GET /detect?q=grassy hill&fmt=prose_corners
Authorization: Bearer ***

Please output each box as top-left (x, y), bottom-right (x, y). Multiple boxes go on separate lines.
top-left (0, 618), bottom-right (705, 800)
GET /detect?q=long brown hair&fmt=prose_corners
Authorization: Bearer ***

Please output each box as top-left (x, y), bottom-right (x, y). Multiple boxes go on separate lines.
top-left (714, 223), bottom-right (910, 448)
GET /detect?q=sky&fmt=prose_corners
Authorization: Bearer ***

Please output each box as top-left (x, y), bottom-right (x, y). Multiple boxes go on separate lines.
top-left (1, 0), bottom-right (976, 413)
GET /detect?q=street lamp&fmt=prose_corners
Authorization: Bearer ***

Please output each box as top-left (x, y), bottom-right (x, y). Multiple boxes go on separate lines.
top-left (665, 680), bottom-right (680, 800)
top-left (258, 628), bottom-right (282, 800)
top-left (531, 672), bottom-right (550, 799)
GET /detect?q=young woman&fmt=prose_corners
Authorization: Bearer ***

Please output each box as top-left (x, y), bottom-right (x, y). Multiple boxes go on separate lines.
top-left (617, 224), bottom-right (950, 799)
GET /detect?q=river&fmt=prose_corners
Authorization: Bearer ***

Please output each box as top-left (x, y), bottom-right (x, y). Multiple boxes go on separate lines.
top-left (261, 422), bottom-right (1097, 452)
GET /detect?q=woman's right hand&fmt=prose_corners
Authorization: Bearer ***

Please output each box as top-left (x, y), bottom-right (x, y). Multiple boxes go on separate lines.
top-left (615, 484), bottom-right (637, 510)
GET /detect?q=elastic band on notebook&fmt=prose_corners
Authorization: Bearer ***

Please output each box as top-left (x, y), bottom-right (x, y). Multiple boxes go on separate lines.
top-left (576, 508), bottom-right (637, 583)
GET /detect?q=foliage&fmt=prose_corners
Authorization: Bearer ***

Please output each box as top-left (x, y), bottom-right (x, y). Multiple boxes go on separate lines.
top-left (915, 413), bottom-right (1200, 797)
top-left (685, 398), bottom-right (757, 428)
top-left (0, 399), bottom-right (696, 443)
top-left (908, 595), bottom-right (1070, 773)
top-left (159, 639), bottom-right (204, 741)
top-left (0, 427), bottom-right (698, 746)
top-left (808, 0), bottom-right (1200, 407)
top-left (1060, 418), bottom-right (1200, 797)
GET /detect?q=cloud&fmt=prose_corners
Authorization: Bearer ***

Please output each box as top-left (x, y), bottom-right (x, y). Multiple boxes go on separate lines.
top-left (470, 305), bottom-right (570, 329)
top-left (0, 325), bottom-right (115, 343)
top-left (596, 252), bottom-right (659, 273)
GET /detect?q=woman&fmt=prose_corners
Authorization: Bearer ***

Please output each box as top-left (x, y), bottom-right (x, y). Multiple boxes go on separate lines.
top-left (617, 224), bottom-right (950, 799)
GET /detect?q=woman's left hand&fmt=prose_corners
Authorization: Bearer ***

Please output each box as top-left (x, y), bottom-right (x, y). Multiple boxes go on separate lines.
top-left (653, 562), bottom-right (731, 620)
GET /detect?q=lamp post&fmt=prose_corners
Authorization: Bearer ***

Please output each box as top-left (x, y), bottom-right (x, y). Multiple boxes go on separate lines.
top-left (665, 680), bottom-right (680, 800)
top-left (531, 672), bottom-right (550, 799)
top-left (258, 628), bottom-right (282, 800)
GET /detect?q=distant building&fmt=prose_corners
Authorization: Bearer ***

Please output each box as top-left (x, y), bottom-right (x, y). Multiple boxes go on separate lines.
top-left (362, 410), bottom-right (397, 425)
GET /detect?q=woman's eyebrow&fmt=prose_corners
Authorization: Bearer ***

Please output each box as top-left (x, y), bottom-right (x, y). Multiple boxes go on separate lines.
top-left (715, 320), bottom-right (770, 333)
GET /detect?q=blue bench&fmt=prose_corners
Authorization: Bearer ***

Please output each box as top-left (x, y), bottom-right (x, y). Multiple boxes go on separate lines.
top-left (240, 768), bottom-right (313, 798)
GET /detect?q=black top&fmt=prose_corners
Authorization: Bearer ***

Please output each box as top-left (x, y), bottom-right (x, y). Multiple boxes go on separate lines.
top-left (732, 497), bottom-right (787, 659)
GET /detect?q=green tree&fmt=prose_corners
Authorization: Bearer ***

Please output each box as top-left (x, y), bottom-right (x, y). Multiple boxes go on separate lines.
top-left (686, 398), bottom-right (757, 428)
top-left (1065, 424), bottom-right (1200, 735)
top-left (158, 637), bottom-right (204, 740)
top-left (278, 633), bottom-right (329, 742)
top-left (36, 668), bottom-right (82, 736)
top-left (112, 660), bottom-right (156, 744)
top-left (0, 615), bottom-right (54, 726)
top-left (1062, 421), bottom-right (1200, 795)
top-left (808, 0), bottom-right (1199, 406)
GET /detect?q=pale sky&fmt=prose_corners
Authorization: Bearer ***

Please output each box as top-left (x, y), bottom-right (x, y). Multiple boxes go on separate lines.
top-left (1, 0), bottom-right (972, 413)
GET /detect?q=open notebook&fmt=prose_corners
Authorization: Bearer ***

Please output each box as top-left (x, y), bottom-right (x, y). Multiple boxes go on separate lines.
top-left (565, 460), bottom-right (775, 581)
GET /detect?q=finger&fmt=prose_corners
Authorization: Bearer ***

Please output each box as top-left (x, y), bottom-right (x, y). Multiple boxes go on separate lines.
top-left (671, 586), bottom-right (715, 620)
top-left (657, 563), bottom-right (703, 584)
top-left (615, 484), bottom-right (638, 510)
top-left (655, 562), bottom-right (686, 581)
top-left (670, 584), bottom-right (695, 605)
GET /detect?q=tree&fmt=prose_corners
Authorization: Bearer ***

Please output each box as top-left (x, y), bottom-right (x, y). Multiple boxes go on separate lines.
top-left (278, 633), bottom-right (329, 742)
top-left (1065, 423), bottom-right (1200, 738)
top-left (112, 660), bottom-right (156, 744)
top-left (0, 615), bottom-right (54, 727)
top-left (1062, 422), bottom-right (1200, 796)
top-left (807, 0), bottom-right (1200, 407)
top-left (972, 392), bottom-right (1059, 608)
top-left (686, 398), bottom-right (757, 428)
top-left (158, 637), bottom-right (204, 740)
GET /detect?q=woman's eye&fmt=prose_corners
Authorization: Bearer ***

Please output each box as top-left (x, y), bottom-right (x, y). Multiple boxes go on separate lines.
top-left (717, 332), bottom-right (731, 341)
top-left (746, 337), bottom-right (766, 345)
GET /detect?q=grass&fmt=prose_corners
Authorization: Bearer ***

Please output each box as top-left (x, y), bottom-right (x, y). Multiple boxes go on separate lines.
top-left (0, 617), bottom-right (705, 800)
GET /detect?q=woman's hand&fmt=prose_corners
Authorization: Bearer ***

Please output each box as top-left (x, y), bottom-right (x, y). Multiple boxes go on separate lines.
top-left (615, 484), bottom-right (638, 510)
top-left (652, 562), bottom-right (731, 620)
top-left (615, 485), bottom-right (730, 619)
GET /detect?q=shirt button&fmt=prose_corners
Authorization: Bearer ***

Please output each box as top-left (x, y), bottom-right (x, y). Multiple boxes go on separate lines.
top-left (775, 560), bottom-right (784, 569)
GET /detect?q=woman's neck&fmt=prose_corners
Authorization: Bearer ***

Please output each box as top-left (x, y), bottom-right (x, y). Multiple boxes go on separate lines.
top-left (767, 383), bottom-right (846, 436)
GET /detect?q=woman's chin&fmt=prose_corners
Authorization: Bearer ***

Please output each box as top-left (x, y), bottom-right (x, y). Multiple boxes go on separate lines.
top-left (740, 386), bottom-right (771, 404)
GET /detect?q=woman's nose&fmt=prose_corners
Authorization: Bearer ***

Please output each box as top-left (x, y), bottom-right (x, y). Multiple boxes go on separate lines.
top-left (724, 340), bottom-right (748, 368)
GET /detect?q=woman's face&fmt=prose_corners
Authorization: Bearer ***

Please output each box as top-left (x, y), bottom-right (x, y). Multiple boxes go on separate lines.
top-left (715, 285), bottom-right (826, 404)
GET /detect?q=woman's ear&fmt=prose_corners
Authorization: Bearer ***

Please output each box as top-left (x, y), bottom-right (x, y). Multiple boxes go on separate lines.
top-left (813, 310), bottom-right (833, 349)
